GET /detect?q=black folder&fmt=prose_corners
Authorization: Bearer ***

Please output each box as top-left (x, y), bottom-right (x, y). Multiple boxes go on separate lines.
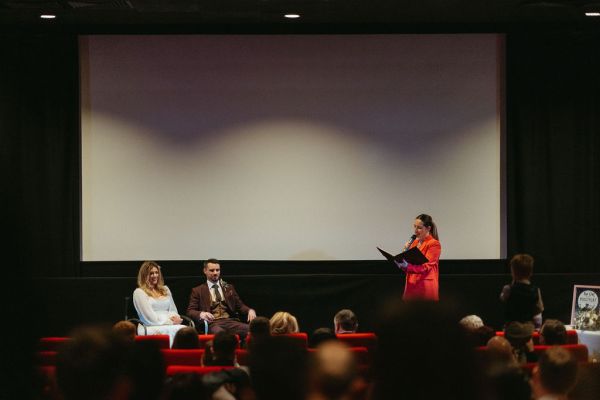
top-left (377, 246), bottom-right (429, 265)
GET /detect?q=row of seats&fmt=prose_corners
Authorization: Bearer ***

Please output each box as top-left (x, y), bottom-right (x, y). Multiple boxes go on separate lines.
top-left (475, 344), bottom-right (589, 363)
top-left (36, 346), bottom-right (371, 368)
top-left (494, 329), bottom-right (579, 345)
top-left (38, 332), bottom-right (378, 351)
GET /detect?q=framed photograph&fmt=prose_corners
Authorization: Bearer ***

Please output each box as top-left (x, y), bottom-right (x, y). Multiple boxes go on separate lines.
top-left (571, 285), bottom-right (600, 331)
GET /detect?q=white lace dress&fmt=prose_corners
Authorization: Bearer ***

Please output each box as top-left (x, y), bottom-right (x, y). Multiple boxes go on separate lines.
top-left (132, 286), bottom-right (186, 347)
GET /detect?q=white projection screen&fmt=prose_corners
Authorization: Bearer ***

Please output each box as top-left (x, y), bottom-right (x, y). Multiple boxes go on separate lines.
top-left (80, 34), bottom-right (505, 261)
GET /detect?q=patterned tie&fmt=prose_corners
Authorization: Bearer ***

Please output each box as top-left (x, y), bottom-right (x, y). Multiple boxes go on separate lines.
top-left (212, 284), bottom-right (223, 302)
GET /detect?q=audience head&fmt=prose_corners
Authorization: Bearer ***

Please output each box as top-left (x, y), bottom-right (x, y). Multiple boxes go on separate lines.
top-left (540, 319), bottom-right (567, 345)
top-left (372, 299), bottom-right (481, 400)
top-left (137, 261), bottom-right (167, 295)
top-left (486, 336), bottom-right (517, 366)
top-left (249, 316), bottom-right (271, 340)
top-left (459, 314), bottom-right (484, 330)
top-left (172, 326), bottom-right (200, 349)
top-left (270, 311), bottom-right (299, 334)
top-left (532, 346), bottom-right (578, 398)
top-left (125, 339), bottom-right (165, 400)
top-left (504, 321), bottom-right (534, 348)
top-left (308, 340), bottom-right (358, 400)
top-left (309, 327), bottom-right (337, 348)
top-left (56, 325), bottom-right (131, 400)
top-left (212, 331), bottom-right (238, 366)
top-left (509, 253), bottom-right (535, 281)
top-left (249, 335), bottom-right (308, 400)
top-left (334, 309), bottom-right (358, 334)
top-left (112, 320), bottom-right (136, 342)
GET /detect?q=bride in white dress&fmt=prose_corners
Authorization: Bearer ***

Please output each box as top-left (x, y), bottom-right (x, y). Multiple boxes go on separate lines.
top-left (133, 261), bottom-right (187, 347)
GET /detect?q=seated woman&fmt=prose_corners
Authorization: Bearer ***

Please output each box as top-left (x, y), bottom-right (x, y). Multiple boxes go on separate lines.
top-left (269, 311), bottom-right (299, 335)
top-left (133, 261), bottom-right (186, 347)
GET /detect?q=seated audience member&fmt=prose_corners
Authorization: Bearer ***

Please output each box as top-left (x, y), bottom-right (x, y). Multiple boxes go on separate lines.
top-left (504, 321), bottom-right (537, 364)
top-left (459, 315), bottom-right (496, 346)
top-left (309, 327), bottom-right (338, 348)
top-left (270, 311), bottom-right (299, 335)
top-left (172, 326), bottom-right (200, 349)
top-left (133, 261), bottom-right (187, 347)
top-left (202, 368), bottom-right (252, 400)
top-left (112, 320), bottom-right (137, 342)
top-left (334, 309), bottom-right (358, 334)
top-left (486, 336), bottom-right (517, 367)
top-left (500, 253), bottom-right (544, 328)
top-left (249, 336), bottom-right (309, 400)
top-left (56, 326), bottom-right (132, 400)
top-left (204, 331), bottom-right (238, 367)
top-left (531, 346), bottom-right (578, 400)
top-left (540, 319), bottom-right (568, 345)
top-left (307, 340), bottom-right (360, 400)
top-left (125, 338), bottom-right (165, 400)
top-left (372, 299), bottom-right (482, 400)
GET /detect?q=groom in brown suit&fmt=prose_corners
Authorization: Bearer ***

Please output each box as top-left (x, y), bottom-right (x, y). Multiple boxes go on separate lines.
top-left (186, 258), bottom-right (256, 335)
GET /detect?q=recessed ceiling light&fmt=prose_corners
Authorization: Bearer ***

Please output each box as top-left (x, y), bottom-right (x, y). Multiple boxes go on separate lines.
top-left (284, 14), bottom-right (300, 19)
top-left (40, 14), bottom-right (56, 19)
top-left (585, 12), bottom-right (600, 16)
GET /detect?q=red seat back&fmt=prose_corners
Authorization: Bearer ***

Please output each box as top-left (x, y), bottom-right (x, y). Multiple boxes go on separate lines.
top-left (36, 351), bottom-right (58, 366)
top-left (166, 365), bottom-right (235, 376)
top-left (135, 334), bottom-right (170, 349)
top-left (336, 333), bottom-right (377, 352)
top-left (277, 333), bottom-right (308, 348)
top-left (161, 349), bottom-right (205, 366)
top-left (533, 344), bottom-right (589, 362)
top-left (236, 348), bottom-right (249, 365)
top-left (39, 337), bottom-right (70, 351)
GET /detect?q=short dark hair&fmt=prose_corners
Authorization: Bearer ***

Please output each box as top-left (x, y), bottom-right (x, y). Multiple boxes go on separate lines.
top-left (212, 332), bottom-right (237, 366)
top-left (309, 327), bottom-right (337, 348)
top-left (540, 320), bottom-right (567, 345)
top-left (250, 316), bottom-right (271, 337)
top-left (538, 346), bottom-right (578, 395)
top-left (510, 254), bottom-right (534, 280)
top-left (204, 258), bottom-right (220, 268)
top-left (334, 309), bottom-right (358, 332)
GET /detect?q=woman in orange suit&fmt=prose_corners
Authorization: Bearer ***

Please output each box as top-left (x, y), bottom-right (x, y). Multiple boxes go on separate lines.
top-left (396, 214), bottom-right (442, 301)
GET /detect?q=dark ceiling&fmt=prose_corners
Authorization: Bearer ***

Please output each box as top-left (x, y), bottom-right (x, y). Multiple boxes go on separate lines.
top-left (1, 0), bottom-right (599, 31)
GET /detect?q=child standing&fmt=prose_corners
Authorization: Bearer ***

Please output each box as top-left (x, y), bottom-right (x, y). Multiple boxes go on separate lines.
top-left (500, 254), bottom-right (544, 328)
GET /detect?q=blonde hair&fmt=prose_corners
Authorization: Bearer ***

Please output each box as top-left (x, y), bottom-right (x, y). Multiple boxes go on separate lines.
top-left (137, 261), bottom-right (168, 297)
top-left (270, 311), bottom-right (299, 334)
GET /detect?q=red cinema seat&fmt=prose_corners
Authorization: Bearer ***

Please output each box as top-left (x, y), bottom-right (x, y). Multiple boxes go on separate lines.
top-left (349, 346), bottom-right (370, 366)
top-left (336, 333), bottom-right (377, 352)
top-left (495, 330), bottom-right (578, 345)
top-left (135, 334), bottom-right (170, 349)
top-left (166, 365), bottom-right (235, 376)
top-left (36, 351), bottom-right (58, 366)
top-left (235, 349), bottom-right (249, 366)
top-left (39, 337), bottom-right (70, 351)
top-left (161, 349), bottom-right (205, 366)
top-left (533, 344), bottom-right (589, 362)
top-left (279, 333), bottom-right (308, 348)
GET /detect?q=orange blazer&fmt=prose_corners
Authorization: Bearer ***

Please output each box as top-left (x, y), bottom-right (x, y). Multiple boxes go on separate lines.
top-left (403, 234), bottom-right (441, 301)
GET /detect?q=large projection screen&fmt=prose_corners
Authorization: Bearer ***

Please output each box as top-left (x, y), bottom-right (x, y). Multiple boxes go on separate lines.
top-left (80, 34), bottom-right (505, 261)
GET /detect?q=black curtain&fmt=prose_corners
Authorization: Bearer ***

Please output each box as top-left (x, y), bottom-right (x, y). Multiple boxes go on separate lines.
top-left (1, 33), bottom-right (80, 279)
top-left (506, 29), bottom-right (600, 272)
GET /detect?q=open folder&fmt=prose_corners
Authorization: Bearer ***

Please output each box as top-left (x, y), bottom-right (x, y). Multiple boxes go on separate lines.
top-left (377, 246), bottom-right (429, 265)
